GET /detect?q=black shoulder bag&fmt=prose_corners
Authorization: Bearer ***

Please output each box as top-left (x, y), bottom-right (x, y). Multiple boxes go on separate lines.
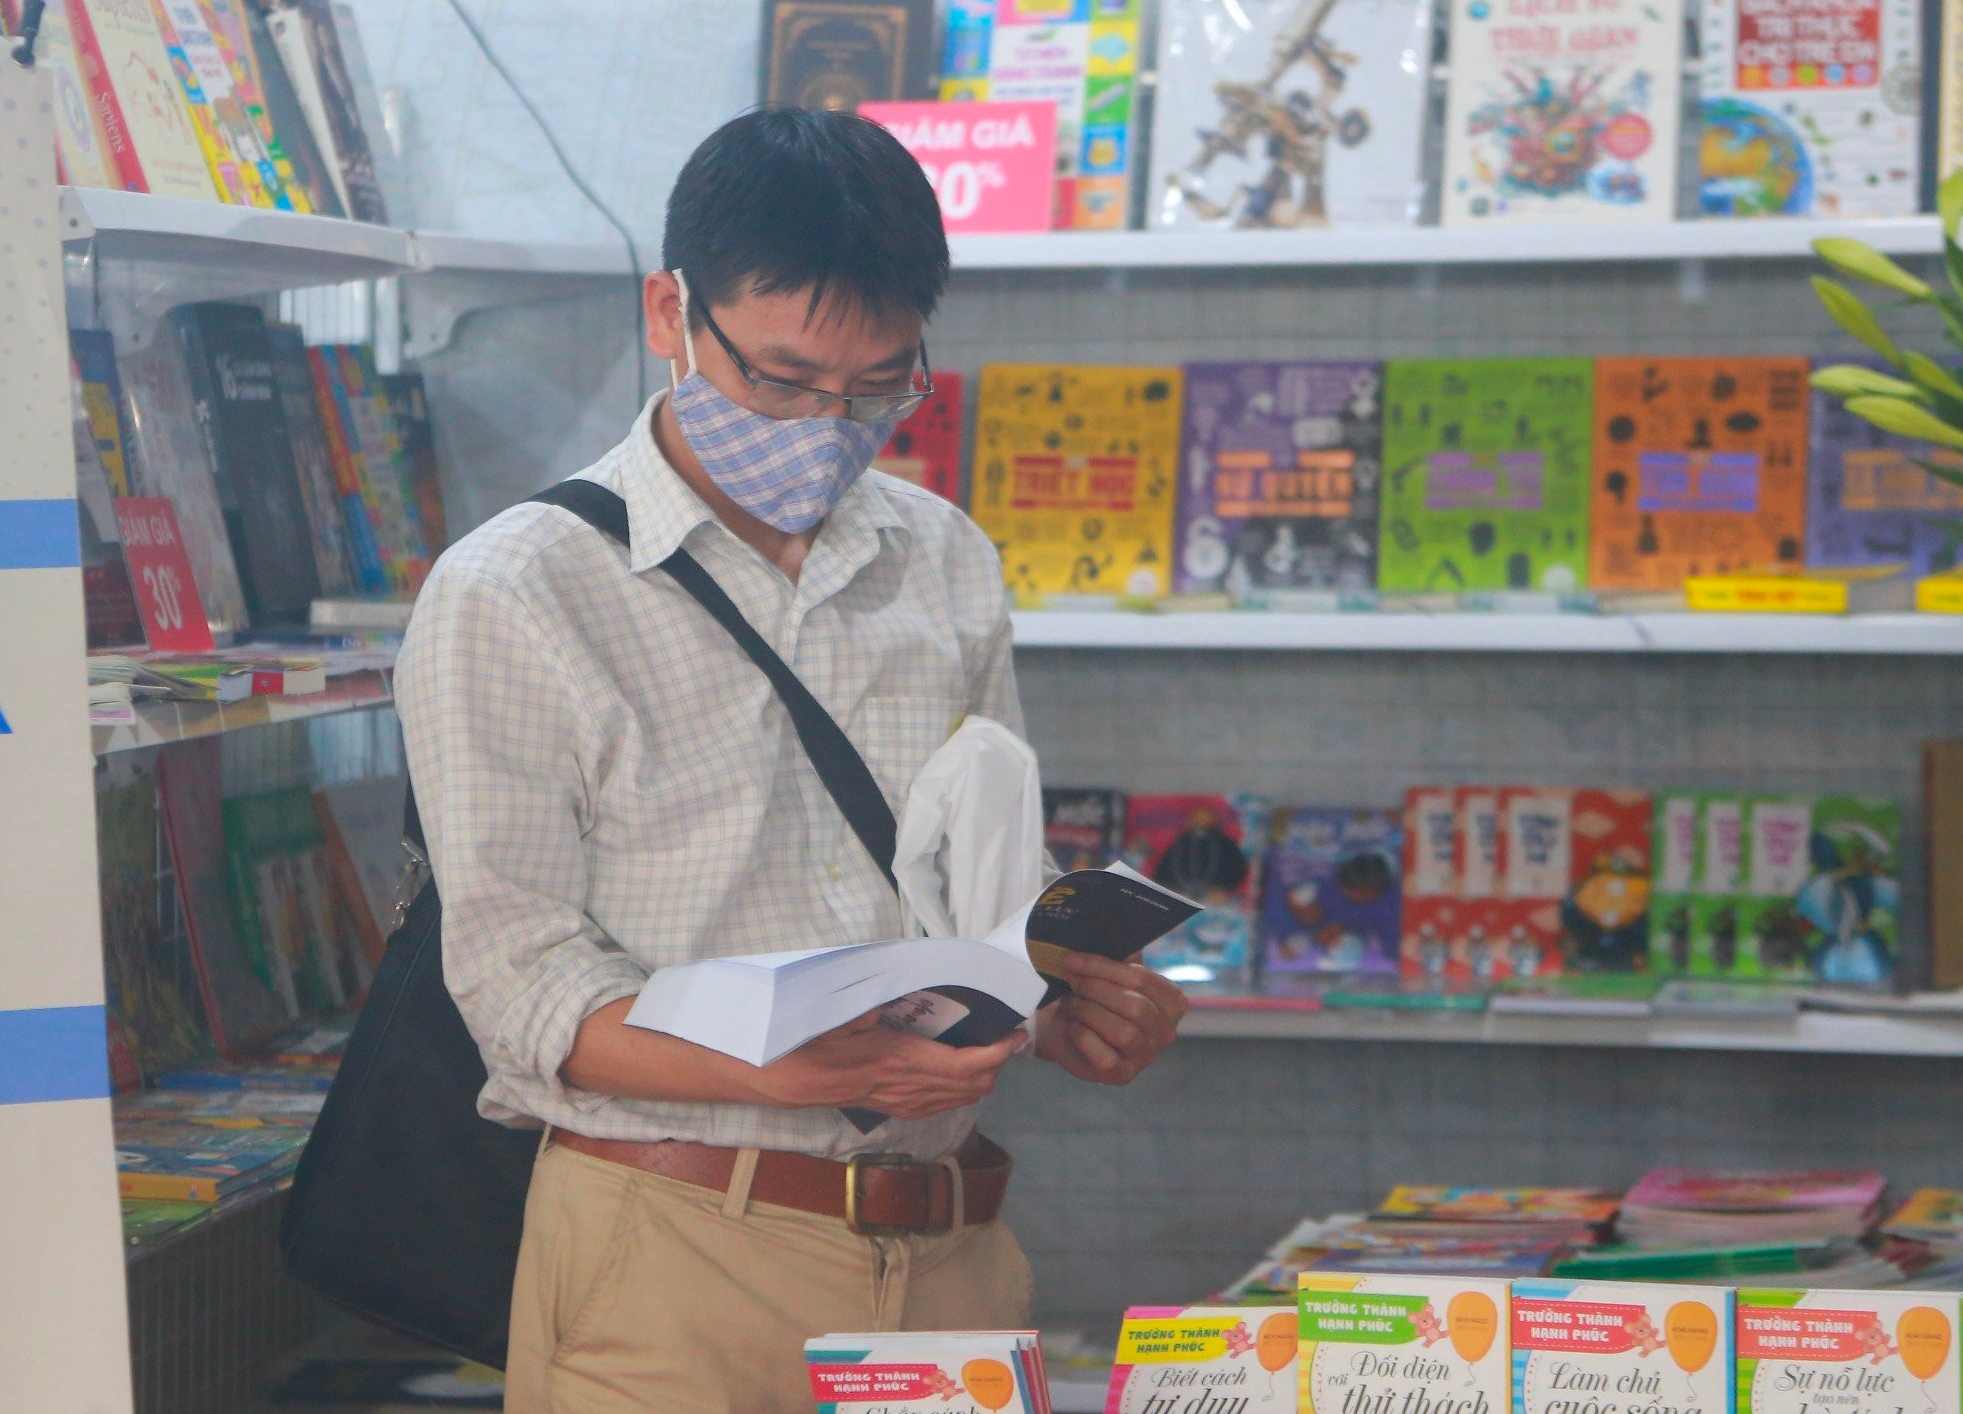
top-left (280, 480), bottom-right (900, 1371)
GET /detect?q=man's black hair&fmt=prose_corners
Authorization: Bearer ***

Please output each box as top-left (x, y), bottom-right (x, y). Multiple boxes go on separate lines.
top-left (663, 107), bottom-right (949, 328)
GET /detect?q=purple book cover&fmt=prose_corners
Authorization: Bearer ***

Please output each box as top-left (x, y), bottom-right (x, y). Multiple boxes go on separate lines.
top-left (1173, 360), bottom-right (1383, 595)
top-left (1807, 370), bottom-right (1963, 574)
top-left (1261, 807), bottom-right (1403, 975)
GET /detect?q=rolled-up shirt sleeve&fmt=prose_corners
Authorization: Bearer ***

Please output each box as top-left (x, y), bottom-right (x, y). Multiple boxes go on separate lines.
top-left (395, 555), bottom-right (647, 1123)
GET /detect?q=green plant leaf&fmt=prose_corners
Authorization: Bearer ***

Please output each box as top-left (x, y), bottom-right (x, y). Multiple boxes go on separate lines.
top-left (1813, 276), bottom-right (1902, 365)
top-left (1813, 237), bottom-right (1933, 299)
top-left (1941, 169), bottom-right (1963, 244)
top-left (1904, 350), bottom-right (1963, 403)
top-left (1811, 363), bottom-right (1928, 400)
top-left (1847, 397), bottom-right (1963, 449)
top-left (1913, 456), bottom-right (1963, 490)
top-left (1944, 238), bottom-right (1963, 306)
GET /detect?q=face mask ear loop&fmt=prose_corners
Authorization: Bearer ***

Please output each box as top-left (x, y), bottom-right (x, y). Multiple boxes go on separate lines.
top-left (670, 269), bottom-right (697, 389)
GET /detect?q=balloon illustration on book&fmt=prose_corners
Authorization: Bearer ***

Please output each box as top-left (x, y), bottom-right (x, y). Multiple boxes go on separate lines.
top-left (1258, 1311), bottom-right (1297, 1395)
top-left (1665, 1300), bottom-right (1718, 1401)
top-left (961, 1357), bottom-right (1016, 1412)
top-left (1896, 1306), bottom-right (1952, 1414)
top-left (1447, 1290), bottom-right (1499, 1387)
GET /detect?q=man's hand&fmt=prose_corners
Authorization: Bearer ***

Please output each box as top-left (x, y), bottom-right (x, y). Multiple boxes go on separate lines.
top-left (756, 1014), bottom-right (1029, 1120)
top-left (1035, 953), bottom-right (1189, 1085)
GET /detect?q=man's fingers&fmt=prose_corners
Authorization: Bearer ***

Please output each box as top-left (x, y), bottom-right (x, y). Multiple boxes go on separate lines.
top-left (1068, 1022), bottom-right (1130, 1082)
top-left (1065, 974), bottom-right (1179, 1045)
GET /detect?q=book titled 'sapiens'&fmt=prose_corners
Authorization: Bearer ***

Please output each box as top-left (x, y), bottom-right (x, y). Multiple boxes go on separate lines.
top-left (761, 0), bottom-right (934, 111)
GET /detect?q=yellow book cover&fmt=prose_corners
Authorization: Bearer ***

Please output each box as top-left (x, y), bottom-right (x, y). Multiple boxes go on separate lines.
top-left (1686, 575), bottom-right (1849, 613)
top-left (1918, 574), bottom-right (1963, 614)
top-left (75, 0), bottom-right (218, 200)
top-left (118, 1171), bottom-right (221, 1203)
top-left (971, 363), bottom-right (1182, 603)
top-left (1299, 1274), bottom-right (1511, 1414)
top-left (149, 0), bottom-right (252, 205)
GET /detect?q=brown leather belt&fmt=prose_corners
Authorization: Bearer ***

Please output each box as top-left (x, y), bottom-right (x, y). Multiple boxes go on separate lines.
top-left (550, 1130), bottom-right (1012, 1236)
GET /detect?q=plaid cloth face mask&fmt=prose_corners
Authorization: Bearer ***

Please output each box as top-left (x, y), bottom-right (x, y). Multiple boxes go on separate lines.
top-left (668, 274), bottom-right (899, 534)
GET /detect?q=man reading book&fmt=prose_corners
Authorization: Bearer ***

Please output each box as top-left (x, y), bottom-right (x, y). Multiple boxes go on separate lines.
top-left (395, 107), bottom-right (1190, 1413)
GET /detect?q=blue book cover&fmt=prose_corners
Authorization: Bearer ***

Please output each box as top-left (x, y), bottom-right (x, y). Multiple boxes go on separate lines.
top-left (1261, 807), bottom-right (1403, 975)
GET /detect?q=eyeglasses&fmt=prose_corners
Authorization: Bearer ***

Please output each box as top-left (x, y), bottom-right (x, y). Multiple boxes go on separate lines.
top-left (695, 300), bottom-right (933, 424)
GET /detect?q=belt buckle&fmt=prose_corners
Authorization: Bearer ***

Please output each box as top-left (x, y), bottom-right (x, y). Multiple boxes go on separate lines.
top-left (844, 1153), bottom-right (940, 1237)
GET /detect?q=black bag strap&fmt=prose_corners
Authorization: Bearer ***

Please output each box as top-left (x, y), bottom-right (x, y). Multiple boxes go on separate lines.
top-left (403, 480), bottom-right (898, 892)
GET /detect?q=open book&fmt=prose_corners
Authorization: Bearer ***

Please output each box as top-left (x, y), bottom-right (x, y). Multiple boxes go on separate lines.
top-left (624, 862), bottom-right (1200, 1072)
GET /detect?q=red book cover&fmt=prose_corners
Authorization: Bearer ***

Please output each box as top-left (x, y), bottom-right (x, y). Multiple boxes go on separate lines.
top-left (1561, 789), bottom-right (1653, 972)
top-left (1494, 787), bottom-right (1572, 979)
top-left (1455, 786), bottom-right (1509, 981)
top-left (66, 0), bottom-right (151, 192)
top-left (878, 370), bottom-right (963, 502)
top-left (1399, 786), bottom-right (1461, 980)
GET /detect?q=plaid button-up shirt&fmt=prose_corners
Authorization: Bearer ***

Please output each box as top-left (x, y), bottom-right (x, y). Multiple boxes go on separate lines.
top-left (395, 396), bottom-right (1027, 1159)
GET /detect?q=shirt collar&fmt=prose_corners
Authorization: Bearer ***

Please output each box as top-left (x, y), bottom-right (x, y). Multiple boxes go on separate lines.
top-left (618, 393), bottom-right (909, 577)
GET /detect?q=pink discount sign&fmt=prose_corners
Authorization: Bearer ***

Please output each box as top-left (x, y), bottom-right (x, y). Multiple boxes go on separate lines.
top-left (858, 100), bottom-right (1056, 234)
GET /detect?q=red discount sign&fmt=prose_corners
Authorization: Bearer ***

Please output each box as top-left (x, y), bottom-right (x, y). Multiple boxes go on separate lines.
top-left (113, 498), bottom-right (214, 653)
top-left (859, 100), bottom-right (1057, 234)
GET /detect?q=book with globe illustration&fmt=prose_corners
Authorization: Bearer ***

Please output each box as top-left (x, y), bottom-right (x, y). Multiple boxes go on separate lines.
top-left (1260, 807), bottom-right (1403, 976)
top-left (1699, 0), bottom-right (1922, 218)
top-left (970, 363), bottom-right (1184, 603)
top-left (1147, 0), bottom-right (1435, 232)
top-left (1107, 1306), bottom-right (1298, 1414)
top-left (1172, 360), bottom-right (1383, 601)
top-left (1299, 1275), bottom-right (1513, 1414)
top-left (1441, 0), bottom-right (1685, 224)
top-left (1738, 1289), bottom-right (1960, 1414)
top-left (1590, 357), bottom-right (1813, 591)
top-left (1378, 359), bottom-right (1595, 595)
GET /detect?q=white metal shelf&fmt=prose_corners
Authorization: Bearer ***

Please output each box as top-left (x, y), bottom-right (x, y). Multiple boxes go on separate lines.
top-left (1180, 1002), bottom-right (1963, 1057)
top-left (1010, 610), bottom-right (1963, 654)
top-left (90, 668), bottom-right (395, 756)
top-left (949, 217), bottom-right (1943, 272)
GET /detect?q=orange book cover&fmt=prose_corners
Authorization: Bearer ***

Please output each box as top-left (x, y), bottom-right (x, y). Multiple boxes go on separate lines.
top-left (1590, 356), bottom-right (1810, 590)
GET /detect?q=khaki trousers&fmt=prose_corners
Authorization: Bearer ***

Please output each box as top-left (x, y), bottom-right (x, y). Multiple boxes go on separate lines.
top-left (505, 1137), bottom-right (1036, 1413)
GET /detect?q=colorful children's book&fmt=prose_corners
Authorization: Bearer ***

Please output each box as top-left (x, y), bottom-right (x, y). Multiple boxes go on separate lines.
top-left (971, 363), bottom-right (1183, 602)
top-left (805, 1330), bottom-right (1050, 1413)
top-left (1379, 359), bottom-right (1595, 595)
top-left (156, 0), bottom-right (283, 208)
top-left (120, 1197), bottom-right (212, 1245)
top-left (1261, 807), bottom-right (1402, 976)
top-left (69, 0), bottom-right (219, 198)
top-left (878, 370), bottom-right (964, 502)
top-left (1400, 787), bottom-right (1462, 981)
top-left (1300, 1275), bottom-right (1512, 1414)
top-left (113, 1118), bottom-right (308, 1202)
top-left (380, 371), bottom-right (450, 557)
top-left (1512, 1280), bottom-right (1734, 1414)
top-left (1378, 1187), bottom-right (1622, 1227)
top-left (306, 343), bottom-right (389, 593)
top-left (1807, 368), bottom-right (1963, 575)
top-left (941, 0), bottom-right (1142, 231)
top-left (267, 324), bottom-right (357, 597)
top-left (1887, 1190), bottom-right (1963, 1241)
top-left (1622, 1169), bottom-right (1887, 1248)
top-left (1173, 360), bottom-right (1382, 599)
top-left (223, 786), bottom-right (367, 1024)
top-left (70, 328), bottom-right (136, 498)
top-left (1649, 793), bottom-right (1702, 975)
top-left (1736, 796), bottom-right (1901, 986)
top-left (1591, 357), bottom-right (1812, 590)
top-left (1124, 793), bottom-right (1271, 985)
top-left (1739, 1289), bottom-right (1961, 1414)
top-left (1456, 787), bottom-right (1507, 981)
top-left (1042, 787), bottom-right (1127, 875)
top-left (1149, 0), bottom-right (1434, 230)
top-left (1699, 0), bottom-right (1921, 217)
top-left (1560, 789), bottom-right (1654, 972)
top-left (1107, 1305), bottom-right (1296, 1414)
top-left (1441, 0), bottom-right (1685, 225)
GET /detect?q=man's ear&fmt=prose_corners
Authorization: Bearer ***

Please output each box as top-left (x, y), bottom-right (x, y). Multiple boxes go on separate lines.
top-left (644, 271), bottom-right (687, 368)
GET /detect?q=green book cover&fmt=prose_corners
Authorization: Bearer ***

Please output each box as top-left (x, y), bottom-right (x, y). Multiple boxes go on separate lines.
top-left (1736, 797), bottom-right (1902, 987)
top-left (1649, 792), bottom-right (1701, 975)
top-left (1689, 794), bottom-right (1751, 976)
top-left (1379, 358), bottom-right (1594, 594)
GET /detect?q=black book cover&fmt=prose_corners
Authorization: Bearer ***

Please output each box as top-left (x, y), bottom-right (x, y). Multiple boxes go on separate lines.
top-left (760, 0), bottom-right (934, 111)
top-left (245, 3), bottom-right (345, 219)
top-left (1042, 787), bottom-right (1128, 875)
top-left (170, 304), bottom-right (322, 626)
top-left (266, 324), bottom-right (355, 596)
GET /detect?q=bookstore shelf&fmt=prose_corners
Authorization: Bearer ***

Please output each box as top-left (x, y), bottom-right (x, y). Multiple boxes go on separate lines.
top-left (947, 217), bottom-right (1944, 273)
top-left (1008, 611), bottom-right (1963, 655)
top-left (1180, 999), bottom-right (1963, 1056)
top-left (91, 669), bottom-right (395, 757)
